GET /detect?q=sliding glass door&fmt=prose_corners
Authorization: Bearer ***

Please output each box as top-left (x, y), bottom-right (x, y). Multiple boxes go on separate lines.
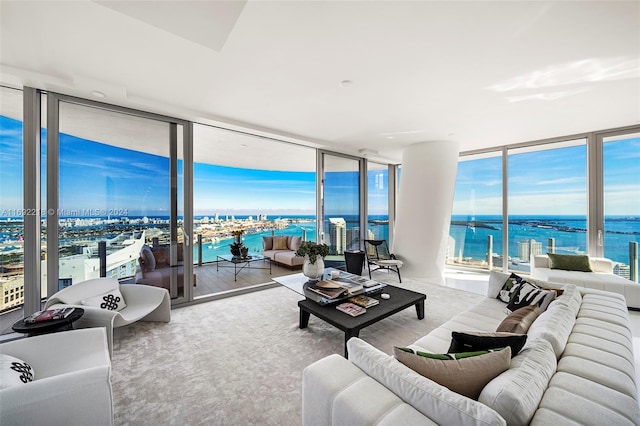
top-left (47, 95), bottom-right (191, 302)
top-left (320, 153), bottom-right (362, 263)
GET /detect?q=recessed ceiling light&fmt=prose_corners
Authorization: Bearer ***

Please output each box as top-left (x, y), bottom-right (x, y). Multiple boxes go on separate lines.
top-left (339, 80), bottom-right (353, 88)
top-left (386, 136), bottom-right (395, 139)
top-left (91, 90), bottom-right (106, 98)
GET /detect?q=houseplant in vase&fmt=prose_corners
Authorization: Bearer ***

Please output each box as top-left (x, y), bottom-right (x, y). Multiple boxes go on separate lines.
top-left (230, 229), bottom-right (244, 257)
top-left (295, 241), bottom-right (330, 281)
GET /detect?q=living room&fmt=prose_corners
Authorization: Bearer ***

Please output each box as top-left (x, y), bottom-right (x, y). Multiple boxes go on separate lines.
top-left (1, 1), bottom-right (639, 425)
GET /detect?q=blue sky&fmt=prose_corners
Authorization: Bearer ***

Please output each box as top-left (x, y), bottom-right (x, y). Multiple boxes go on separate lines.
top-left (2, 115), bottom-right (638, 217)
top-left (453, 139), bottom-right (640, 216)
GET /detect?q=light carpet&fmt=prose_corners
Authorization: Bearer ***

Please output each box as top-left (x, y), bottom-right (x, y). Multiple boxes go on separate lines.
top-left (111, 278), bottom-right (486, 425)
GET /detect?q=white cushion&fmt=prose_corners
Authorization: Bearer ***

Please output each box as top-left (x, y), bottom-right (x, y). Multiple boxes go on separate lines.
top-left (479, 338), bottom-right (557, 426)
top-left (487, 271), bottom-right (511, 298)
top-left (527, 300), bottom-right (577, 358)
top-left (0, 354), bottom-right (35, 389)
top-left (347, 338), bottom-right (506, 426)
top-left (82, 287), bottom-right (127, 311)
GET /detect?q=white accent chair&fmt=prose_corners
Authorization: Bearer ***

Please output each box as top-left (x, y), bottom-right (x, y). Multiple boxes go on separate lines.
top-left (0, 328), bottom-right (113, 426)
top-left (44, 277), bottom-right (171, 356)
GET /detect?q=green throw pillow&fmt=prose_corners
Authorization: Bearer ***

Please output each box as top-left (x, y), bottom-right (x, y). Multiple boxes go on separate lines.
top-left (547, 253), bottom-right (592, 272)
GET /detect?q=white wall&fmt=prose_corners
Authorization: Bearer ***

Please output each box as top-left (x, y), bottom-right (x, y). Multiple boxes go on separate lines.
top-left (393, 141), bottom-right (459, 283)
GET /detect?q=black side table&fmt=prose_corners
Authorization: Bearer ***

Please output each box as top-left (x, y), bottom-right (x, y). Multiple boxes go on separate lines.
top-left (12, 308), bottom-right (84, 336)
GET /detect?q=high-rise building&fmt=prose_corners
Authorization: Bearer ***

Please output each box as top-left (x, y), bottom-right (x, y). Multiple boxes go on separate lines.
top-left (614, 263), bottom-right (631, 280)
top-left (329, 218), bottom-right (347, 255)
top-left (517, 239), bottom-right (542, 262)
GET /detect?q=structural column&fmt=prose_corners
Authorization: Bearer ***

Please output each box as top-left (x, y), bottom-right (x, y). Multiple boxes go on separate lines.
top-left (393, 141), bottom-right (459, 283)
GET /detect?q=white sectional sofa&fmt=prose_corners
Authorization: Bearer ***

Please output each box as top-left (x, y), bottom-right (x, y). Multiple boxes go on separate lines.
top-left (531, 254), bottom-right (640, 309)
top-left (302, 278), bottom-right (639, 425)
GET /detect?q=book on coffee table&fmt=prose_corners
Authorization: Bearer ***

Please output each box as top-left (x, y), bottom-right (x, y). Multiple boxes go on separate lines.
top-left (348, 295), bottom-right (379, 308)
top-left (336, 302), bottom-right (367, 317)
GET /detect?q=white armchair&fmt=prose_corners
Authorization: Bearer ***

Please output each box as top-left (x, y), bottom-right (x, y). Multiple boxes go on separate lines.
top-left (0, 328), bottom-right (113, 426)
top-left (44, 277), bottom-right (171, 356)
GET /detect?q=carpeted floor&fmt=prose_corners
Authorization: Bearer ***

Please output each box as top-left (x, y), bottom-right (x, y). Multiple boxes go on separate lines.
top-left (110, 278), bottom-right (485, 426)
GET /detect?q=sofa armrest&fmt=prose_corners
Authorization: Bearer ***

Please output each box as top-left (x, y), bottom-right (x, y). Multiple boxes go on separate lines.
top-left (589, 257), bottom-right (614, 273)
top-left (303, 354), bottom-right (370, 425)
top-left (531, 255), bottom-right (550, 270)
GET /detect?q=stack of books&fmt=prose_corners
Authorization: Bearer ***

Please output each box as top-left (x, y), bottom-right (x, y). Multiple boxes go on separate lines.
top-left (24, 307), bottom-right (75, 324)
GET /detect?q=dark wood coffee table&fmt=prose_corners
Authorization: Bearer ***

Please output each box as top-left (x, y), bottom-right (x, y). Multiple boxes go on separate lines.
top-left (298, 285), bottom-right (426, 357)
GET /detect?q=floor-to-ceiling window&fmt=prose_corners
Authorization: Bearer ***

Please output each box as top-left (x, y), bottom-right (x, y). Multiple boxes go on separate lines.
top-left (321, 153), bottom-right (362, 262)
top-left (0, 87), bottom-right (25, 333)
top-left (507, 139), bottom-right (588, 273)
top-left (450, 128), bottom-right (639, 281)
top-left (448, 151), bottom-right (503, 270)
top-left (602, 131), bottom-right (640, 281)
top-left (366, 162), bottom-right (389, 242)
top-left (192, 124), bottom-right (316, 298)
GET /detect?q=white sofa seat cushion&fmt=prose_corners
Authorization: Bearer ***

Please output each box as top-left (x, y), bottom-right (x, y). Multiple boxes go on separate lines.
top-left (531, 372), bottom-right (640, 426)
top-left (332, 376), bottom-right (438, 426)
top-left (479, 338), bottom-right (557, 426)
top-left (558, 355), bottom-right (637, 398)
top-left (347, 338), bottom-right (506, 426)
top-left (412, 298), bottom-right (506, 354)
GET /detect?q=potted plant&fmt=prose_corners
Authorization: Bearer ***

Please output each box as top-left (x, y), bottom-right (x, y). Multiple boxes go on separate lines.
top-left (230, 229), bottom-right (244, 256)
top-left (295, 241), bottom-right (330, 280)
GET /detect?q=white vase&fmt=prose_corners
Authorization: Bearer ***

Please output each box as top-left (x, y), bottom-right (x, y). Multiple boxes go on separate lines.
top-left (303, 256), bottom-right (325, 281)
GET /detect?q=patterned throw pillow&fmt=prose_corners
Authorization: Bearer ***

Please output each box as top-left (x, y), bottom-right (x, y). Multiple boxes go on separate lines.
top-left (498, 273), bottom-right (557, 313)
top-left (394, 346), bottom-right (511, 400)
top-left (0, 354), bottom-right (35, 389)
top-left (506, 282), bottom-right (556, 313)
top-left (273, 236), bottom-right (289, 250)
top-left (82, 288), bottom-right (127, 311)
top-left (497, 273), bottom-right (523, 303)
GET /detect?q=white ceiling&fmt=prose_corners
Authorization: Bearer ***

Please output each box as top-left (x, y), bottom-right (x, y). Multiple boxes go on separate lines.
top-left (1, 0), bottom-right (639, 164)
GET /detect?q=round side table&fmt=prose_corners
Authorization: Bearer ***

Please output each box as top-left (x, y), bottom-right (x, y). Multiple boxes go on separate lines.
top-left (12, 308), bottom-right (85, 336)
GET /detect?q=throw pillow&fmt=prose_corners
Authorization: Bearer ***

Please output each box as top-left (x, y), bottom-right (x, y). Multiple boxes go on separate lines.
top-left (262, 236), bottom-right (273, 250)
top-left (289, 236), bottom-right (302, 251)
top-left (448, 331), bottom-right (527, 358)
top-left (505, 282), bottom-right (557, 313)
top-left (547, 253), bottom-right (593, 272)
top-left (140, 245), bottom-right (156, 272)
top-left (394, 346), bottom-right (511, 400)
top-left (496, 305), bottom-right (541, 334)
top-left (487, 271), bottom-right (511, 298)
top-left (0, 354), bottom-right (35, 389)
top-left (152, 249), bottom-right (169, 267)
top-left (347, 338), bottom-right (507, 426)
top-left (497, 273), bottom-right (523, 303)
top-left (273, 236), bottom-right (289, 250)
top-left (82, 288), bottom-right (127, 311)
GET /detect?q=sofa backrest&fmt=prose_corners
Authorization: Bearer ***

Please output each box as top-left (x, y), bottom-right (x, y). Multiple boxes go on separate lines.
top-left (531, 254), bottom-right (613, 274)
top-left (479, 338), bottom-right (557, 426)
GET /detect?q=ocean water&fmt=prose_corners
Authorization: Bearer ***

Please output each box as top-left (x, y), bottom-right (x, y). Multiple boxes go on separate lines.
top-left (193, 215), bottom-right (391, 263)
top-left (450, 215), bottom-right (640, 266)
